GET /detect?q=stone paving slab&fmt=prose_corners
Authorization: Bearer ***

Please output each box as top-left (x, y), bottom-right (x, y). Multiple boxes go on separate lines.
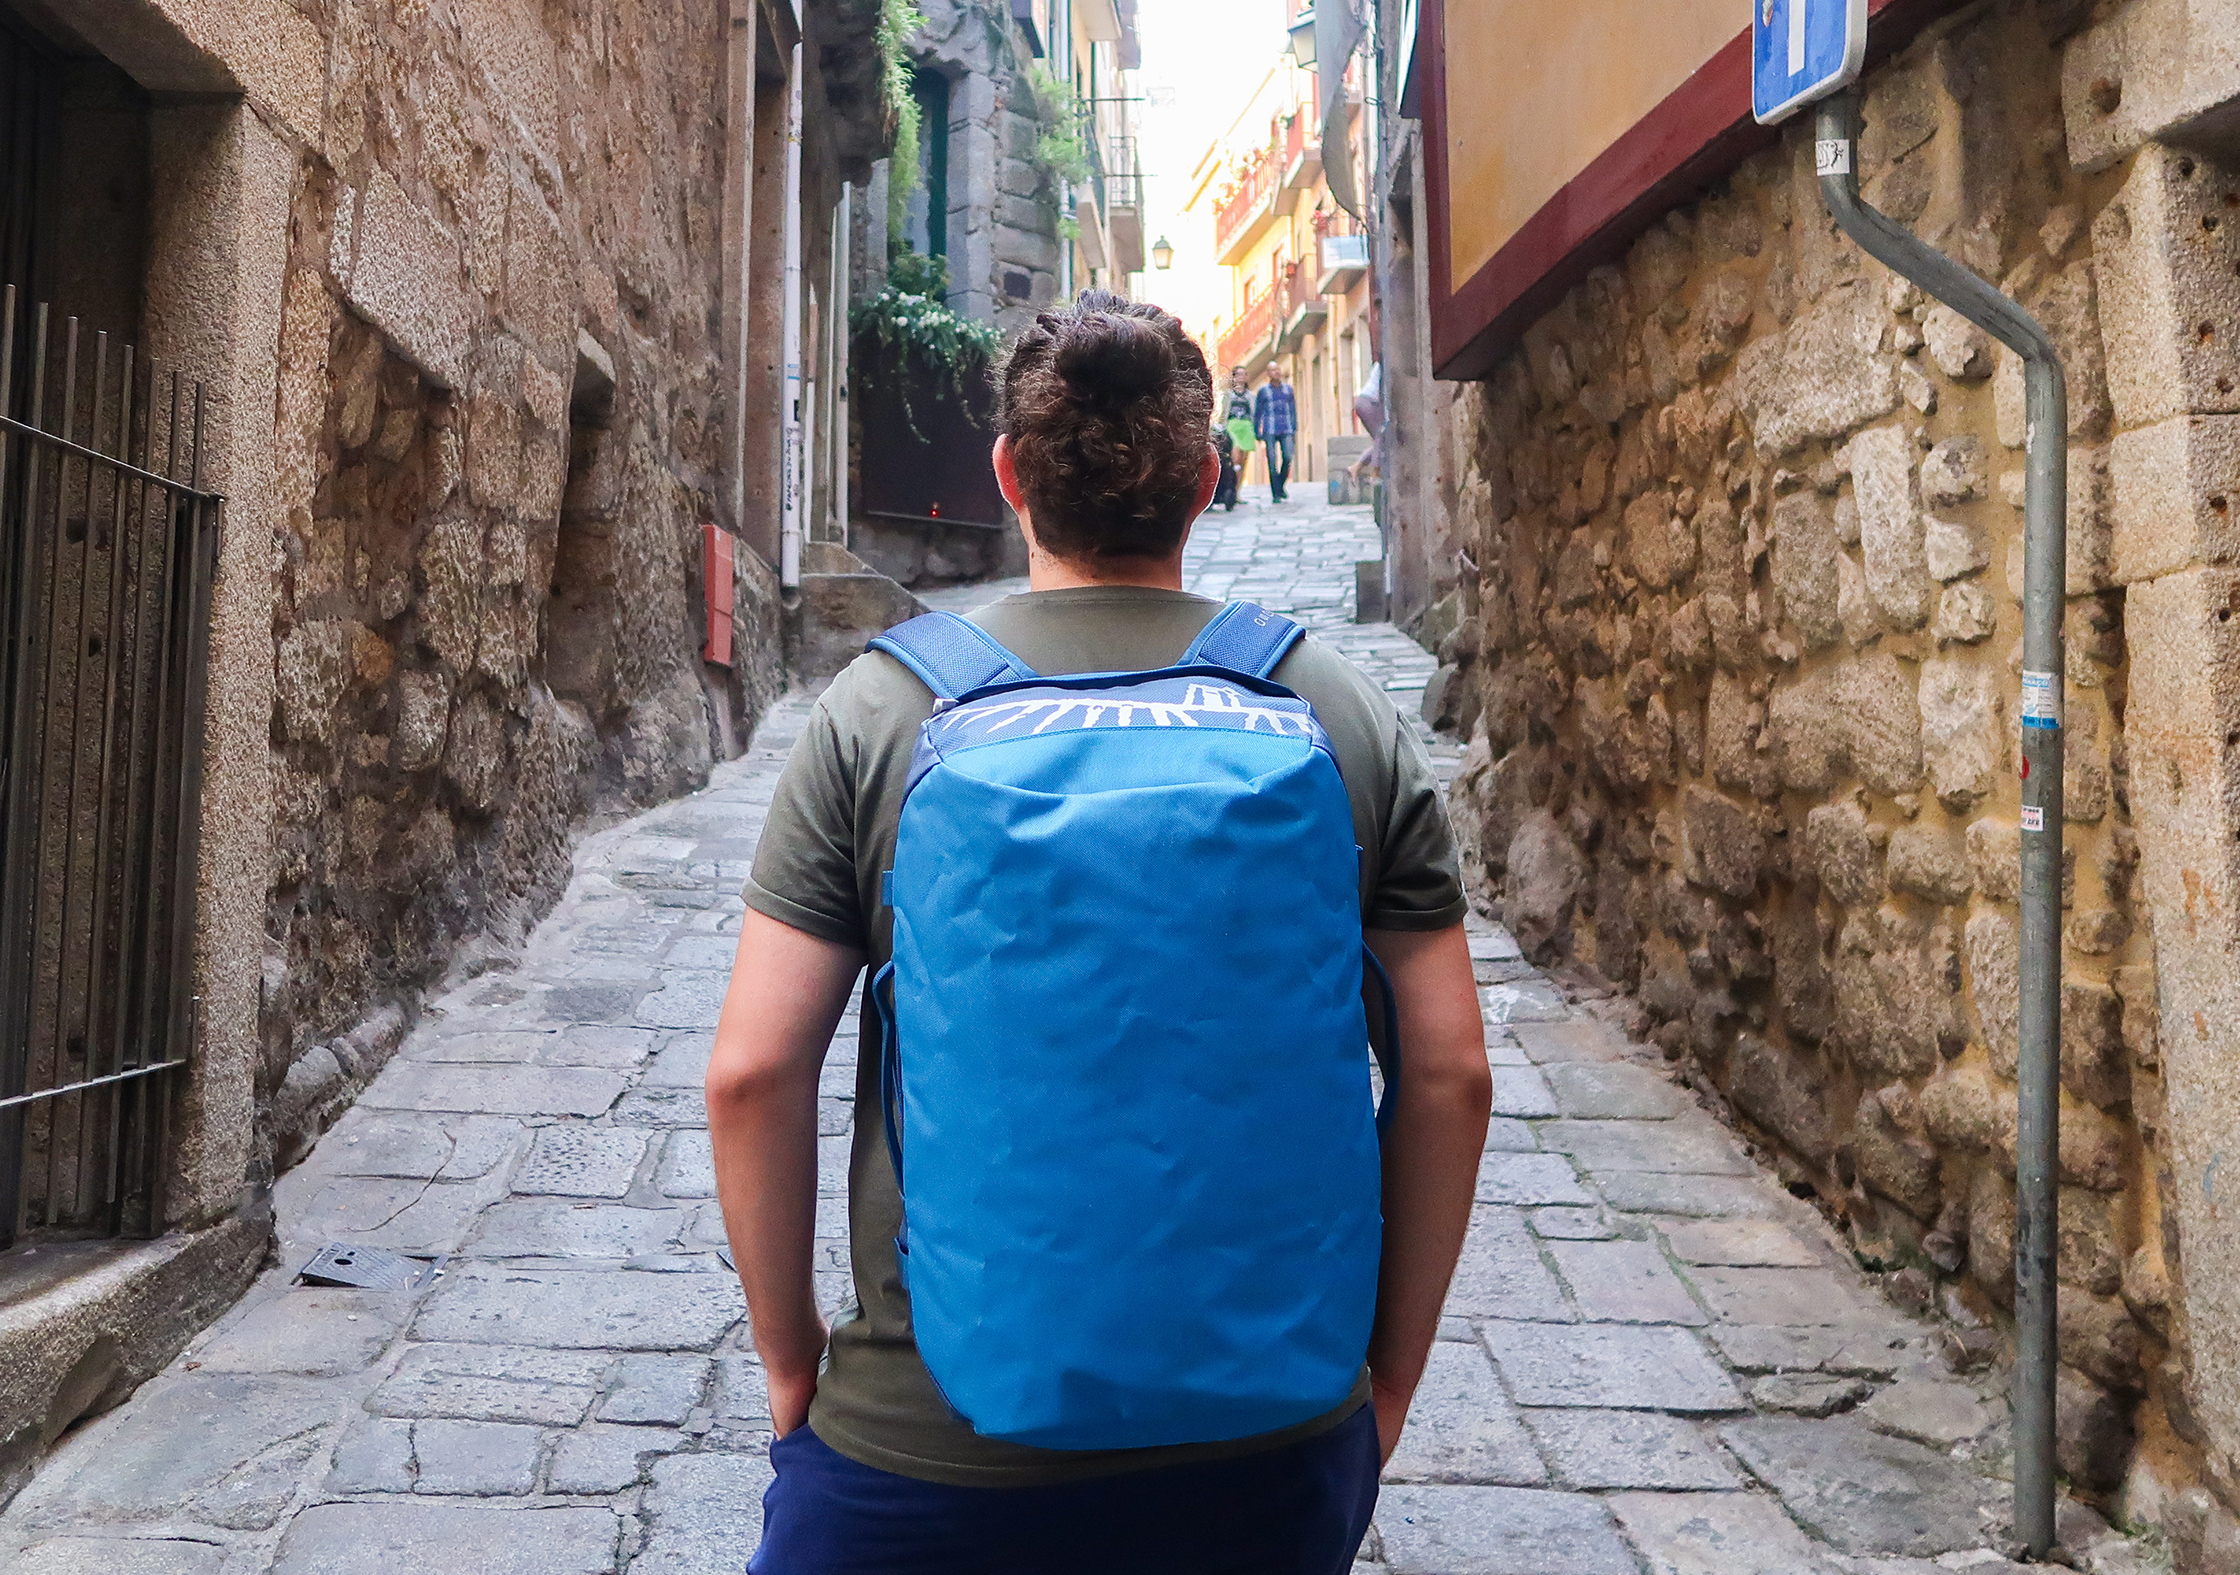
top-left (1523, 1411), bottom-right (1742, 1492)
top-left (1475, 1150), bottom-right (1593, 1206)
top-left (1607, 1491), bottom-right (1836, 1575)
top-left (1544, 1063), bottom-right (1694, 1121)
top-left (1719, 1419), bottom-right (2006, 1558)
top-left (463, 1199), bottom-right (688, 1258)
top-left (1660, 1219), bottom-right (1829, 1268)
top-left (1378, 1485), bottom-right (1639, 1574)
top-left (318, 1110), bottom-right (526, 1181)
top-left (6, 1373), bottom-right (354, 1533)
top-left (548, 1424), bottom-right (684, 1494)
top-left (2, 495), bottom-right (2147, 1574)
top-left (1546, 1239), bottom-right (1708, 1326)
top-left (190, 1287), bottom-right (411, 1377)
top-left (369, 1343), bottom-right (610, 1424)
top-left (1384, 1342), bottom-right (1547, 1487)
top-left (1445, 1208), bottom-right (1573, 1323)
top-left (635, 1453), bottom-right (776, 1573)
top-left (357, 1064), bottom-right (627, 1117)
top-left (11, 1538), bottom-right (230, 1574)
top-left (1489, 1065), bottom-right (1560, 1119)
top-left (269, 1502), bottom-right (623, 1574)
top-left (1480, 1322), bottom-right (1744, 1413)
top-left (410, 1265), bottom-right (743, 1349)
top-left (278, 1175), bottom-right (505, 1257)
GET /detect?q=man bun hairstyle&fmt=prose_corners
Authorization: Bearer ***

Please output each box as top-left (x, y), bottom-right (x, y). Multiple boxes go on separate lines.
top-left (998, 289), bottom-right (1214, 561)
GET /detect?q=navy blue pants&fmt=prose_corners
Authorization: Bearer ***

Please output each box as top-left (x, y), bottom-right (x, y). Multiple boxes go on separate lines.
top-left (1266, 433), bottom-right (1294, 500)
top-left (750, 1405), bottom-right (1379, 1574)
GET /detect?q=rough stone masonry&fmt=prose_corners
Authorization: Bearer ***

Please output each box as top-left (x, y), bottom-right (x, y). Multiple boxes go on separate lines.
top-left (0, 498), bottom-right (2171, 1574)
top-left (1408, 0), bottom-right (2240, 1550)
top-left (257, 0), bottom-right (803, 1188)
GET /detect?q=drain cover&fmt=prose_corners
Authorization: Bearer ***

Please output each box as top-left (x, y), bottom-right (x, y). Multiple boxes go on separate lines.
top-left (295, 1243), bottom-right (445, 1292)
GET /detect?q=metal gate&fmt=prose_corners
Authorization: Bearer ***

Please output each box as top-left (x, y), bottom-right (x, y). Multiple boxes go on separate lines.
top-left (0, 287), bottom-right (220, 1249)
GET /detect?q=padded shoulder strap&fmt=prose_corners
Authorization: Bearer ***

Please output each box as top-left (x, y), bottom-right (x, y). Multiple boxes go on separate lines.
top-left (866, 612), bottom-right (1037, 700)
top-left (1177, 601), bottom-right (1305, 679)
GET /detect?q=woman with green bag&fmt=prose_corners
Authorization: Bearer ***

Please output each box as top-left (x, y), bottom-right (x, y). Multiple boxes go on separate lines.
top-left (1221, 365), bottom-right (1257, 473)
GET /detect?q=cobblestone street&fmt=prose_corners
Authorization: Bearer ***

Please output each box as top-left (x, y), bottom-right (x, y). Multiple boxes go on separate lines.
top-left (0, 498), bottom-right (2130, 1574)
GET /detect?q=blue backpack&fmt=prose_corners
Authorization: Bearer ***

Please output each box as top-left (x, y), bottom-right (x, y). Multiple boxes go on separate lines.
top-left (865, 601), bottom-right (1398, 1451)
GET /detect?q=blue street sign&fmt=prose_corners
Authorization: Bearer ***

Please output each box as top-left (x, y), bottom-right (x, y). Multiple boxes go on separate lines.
top-left (1753, 0), bottom-right (1867, 125)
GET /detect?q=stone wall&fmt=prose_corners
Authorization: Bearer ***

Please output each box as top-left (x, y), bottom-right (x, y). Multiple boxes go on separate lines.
top-left (908, 0), bottom-right (1068, 330)
top-left (1429, 0), bottom-right (2191, 1516)
top-left (256, 0), bottom-right (788, 1175)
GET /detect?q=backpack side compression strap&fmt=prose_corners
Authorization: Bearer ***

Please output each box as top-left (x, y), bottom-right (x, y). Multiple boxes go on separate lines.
top-left (1178, 601), bottom-right (1304, 679)
top-left (867, 612), bottom-right (1037, 700)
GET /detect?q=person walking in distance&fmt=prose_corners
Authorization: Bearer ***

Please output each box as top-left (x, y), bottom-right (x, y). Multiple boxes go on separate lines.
top-left (1256, 361), bottom-right (1298, 503)
top-left (1221, 363), bottom-right (1257, 496)
top-left (1212, 418), bottom-right (1240, 511)
top-left (706, 290), bottom-right (1490, 1574)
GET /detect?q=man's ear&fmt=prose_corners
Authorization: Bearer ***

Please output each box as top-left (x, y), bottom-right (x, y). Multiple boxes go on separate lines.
top-left (1191, 445), bottom-right (1220, 518)
top-left (993, 434), bottom-right (1025, 513)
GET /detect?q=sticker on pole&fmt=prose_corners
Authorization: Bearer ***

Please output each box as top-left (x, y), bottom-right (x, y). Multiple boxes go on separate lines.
top-left (2020, 668), bottom-right (2062, 730)
top-left (2022, 805), bottom-right (2047, 832)
top-left (1754, 0), bottom-right (1869, 125)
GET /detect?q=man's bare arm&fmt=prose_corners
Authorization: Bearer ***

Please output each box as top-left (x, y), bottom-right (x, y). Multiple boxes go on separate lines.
top-left (705, 908), bottom-right (866, 1436)
top-left (1364, 923), bottom-right (1491, 1462)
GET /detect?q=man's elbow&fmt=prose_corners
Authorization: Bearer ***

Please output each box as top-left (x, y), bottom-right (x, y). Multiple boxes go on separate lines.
top-left (704, 1050), bottom-right (794, 1111)
top-left (1456, 1058), bottom-right (1494, 1121)
top-left (1414, 1052), bottom-right (1493, 1122)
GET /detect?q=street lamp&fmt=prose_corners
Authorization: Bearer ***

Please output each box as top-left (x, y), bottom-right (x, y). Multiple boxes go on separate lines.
top-left (1287, 7), bottom-right (1318, 68)
top-left (1151, 235), bottom-right (1174, 270)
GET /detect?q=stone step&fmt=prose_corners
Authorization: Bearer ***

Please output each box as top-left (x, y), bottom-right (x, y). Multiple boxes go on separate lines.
top-left (783, 566), bottom-right (926, 680)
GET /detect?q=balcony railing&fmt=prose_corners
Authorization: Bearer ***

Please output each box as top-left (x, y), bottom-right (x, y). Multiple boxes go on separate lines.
top-left (1103, 134), bottom-right (1143, 219)
top-left (1218, 288), bottom-right (1278, 373)
top-left (1316, 232), bottom-right (1370, 295)
top-left (1213, 151), bottom-right (1278, 266)
top-left (1105, 134), bottom-right (1145, 274)
top-left (1278, 260), bottom-right (1328, 350)
top-left (1280, 110), bottom-right (1320, 200)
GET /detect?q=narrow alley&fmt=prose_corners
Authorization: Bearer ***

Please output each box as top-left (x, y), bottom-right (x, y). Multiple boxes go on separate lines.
top-left (10, 0), bottom-right (2240, 1566)
top-left (1, 498), bottom-right (2103, 1575)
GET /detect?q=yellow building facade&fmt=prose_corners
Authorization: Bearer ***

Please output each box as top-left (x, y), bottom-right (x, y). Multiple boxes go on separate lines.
top-left (1189, 48), bottom-right (1373, 494)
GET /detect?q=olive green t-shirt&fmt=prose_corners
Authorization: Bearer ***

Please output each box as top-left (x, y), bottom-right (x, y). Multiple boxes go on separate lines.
top-left (741, 586), bottom-right (1467, 1487)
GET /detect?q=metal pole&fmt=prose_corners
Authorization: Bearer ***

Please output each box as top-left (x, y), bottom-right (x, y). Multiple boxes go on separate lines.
top-left (1815, 89), bottom-right (2066, 1560)
top-left (834, 183), bottom-right (852, 550)
top-left (778, 42), bottom-right (805, 590)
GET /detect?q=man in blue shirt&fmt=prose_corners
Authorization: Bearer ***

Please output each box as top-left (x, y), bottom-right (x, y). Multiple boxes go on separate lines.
top-left (1254, 364), bottom-right (1298, 503)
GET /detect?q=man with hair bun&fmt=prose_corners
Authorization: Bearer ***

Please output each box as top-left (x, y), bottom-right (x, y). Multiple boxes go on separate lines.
top-left (706, 290), bottom-right (1490, 1573)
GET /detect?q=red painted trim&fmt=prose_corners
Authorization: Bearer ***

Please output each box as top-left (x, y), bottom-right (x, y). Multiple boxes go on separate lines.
top-left (703, 523), bottom-right (735, 667)
top-left (1421, 0), bottom-right (1965, 381)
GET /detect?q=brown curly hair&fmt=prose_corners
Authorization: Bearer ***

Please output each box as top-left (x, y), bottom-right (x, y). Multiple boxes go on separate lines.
top-left (997, 290), bottom-right (1214, 561)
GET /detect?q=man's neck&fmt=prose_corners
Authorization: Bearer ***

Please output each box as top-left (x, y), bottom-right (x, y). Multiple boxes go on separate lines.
top-left (1027, 547), bottom-right (1187, 592)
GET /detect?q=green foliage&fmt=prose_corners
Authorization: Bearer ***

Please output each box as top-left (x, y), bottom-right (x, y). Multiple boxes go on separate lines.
top-left (885, 248), bottom-right (954, 300)
top-left (1025, 62), bottom-right (1090, 186)
top-left (879, 0), bottom-right (926, 234)
top-left (852, 250), bottom-right (1007, 435)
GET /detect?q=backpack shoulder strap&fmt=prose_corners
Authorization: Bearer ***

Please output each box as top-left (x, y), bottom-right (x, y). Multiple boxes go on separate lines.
top-left (866, 612), bottom-right (1037, 700)
top-left (1177, 601), bottom-right (1304, 679)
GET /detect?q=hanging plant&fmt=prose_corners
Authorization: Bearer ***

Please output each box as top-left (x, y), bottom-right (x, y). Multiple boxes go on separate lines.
top-left (879, 0), bottom-right (927, 234)
top-left (1024, 62), bottom-right (1091, 186)
top-left (852, 250), bottom-right (1007, 436)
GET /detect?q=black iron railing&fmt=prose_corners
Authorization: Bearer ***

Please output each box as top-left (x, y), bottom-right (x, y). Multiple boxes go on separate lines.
top-left (0, 287), bottom-right (219, 1249)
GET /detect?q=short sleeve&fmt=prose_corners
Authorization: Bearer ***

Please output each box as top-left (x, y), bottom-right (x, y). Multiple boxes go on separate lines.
top-left (742, 694), bottom-right (865, 946)
top-left (1367, 718), bottom-right (1468, 932)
